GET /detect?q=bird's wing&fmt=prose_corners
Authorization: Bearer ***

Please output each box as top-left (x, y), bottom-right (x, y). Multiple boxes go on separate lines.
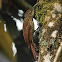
top-left (28, 25), bottom-right (32, 42)
top-left (23, 18), bottom-right (30, 47)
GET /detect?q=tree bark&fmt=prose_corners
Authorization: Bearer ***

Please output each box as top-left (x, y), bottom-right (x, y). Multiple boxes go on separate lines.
top-left (35, 0), bottom-right (62, 62)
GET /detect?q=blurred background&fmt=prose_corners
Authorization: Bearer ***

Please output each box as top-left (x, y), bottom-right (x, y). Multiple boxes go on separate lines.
top-left (0, 0), bottom-right (39, 62)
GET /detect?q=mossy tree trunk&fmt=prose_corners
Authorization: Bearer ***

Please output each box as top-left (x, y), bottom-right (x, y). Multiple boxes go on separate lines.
top-left (35, 0), bottom-right (62, 62)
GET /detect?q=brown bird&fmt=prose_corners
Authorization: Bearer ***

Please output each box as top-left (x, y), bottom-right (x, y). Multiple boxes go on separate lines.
top-left (23, 8), bottom-right (38, 61)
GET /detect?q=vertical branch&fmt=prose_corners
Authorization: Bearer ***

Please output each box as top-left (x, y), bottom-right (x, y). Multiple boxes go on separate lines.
top-left (0, 0), bottom-right (2, 9)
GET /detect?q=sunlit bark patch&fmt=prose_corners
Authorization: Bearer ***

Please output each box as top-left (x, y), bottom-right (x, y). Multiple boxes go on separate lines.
top-left (52, 14), bottom-right (56, 18)
top-left (51, 30), bottom-right (58, 38)
top-left (54, 3), bottom-right (62, 12)
top-left (44, 53), bottom-right (52, 62)
top-left (48, 22), bottom-right (54, 28)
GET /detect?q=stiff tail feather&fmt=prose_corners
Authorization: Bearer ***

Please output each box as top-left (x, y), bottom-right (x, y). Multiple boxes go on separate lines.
top-left (32, 40), bottom-right (38, 51)
top-left (31, 44), bottom-right (38, 61)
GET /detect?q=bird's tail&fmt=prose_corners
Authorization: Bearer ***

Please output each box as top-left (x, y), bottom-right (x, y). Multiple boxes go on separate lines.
top-left (31, 42), bottom-right (38, 61)
top-left (31, 40), bottom-right (38, 51)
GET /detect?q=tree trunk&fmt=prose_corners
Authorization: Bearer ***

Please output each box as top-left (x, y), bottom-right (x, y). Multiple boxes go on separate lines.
top-left (35, 0), bottom-right (62, 62)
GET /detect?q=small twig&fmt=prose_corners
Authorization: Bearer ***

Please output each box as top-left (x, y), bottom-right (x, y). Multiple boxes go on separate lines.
top-left (53, 42), bottom-right (62, 62)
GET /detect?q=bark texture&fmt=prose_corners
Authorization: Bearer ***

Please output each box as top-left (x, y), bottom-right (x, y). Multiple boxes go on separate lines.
top-left (35, 0), bottom-right (62, 62)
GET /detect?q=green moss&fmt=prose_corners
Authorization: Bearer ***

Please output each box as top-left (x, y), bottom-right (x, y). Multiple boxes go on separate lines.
top-left (35, 0), bottom-right (61, 24)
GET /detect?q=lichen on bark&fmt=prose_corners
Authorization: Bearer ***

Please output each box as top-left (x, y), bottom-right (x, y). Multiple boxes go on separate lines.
top-left (35, 0), bottom-right (62, 62)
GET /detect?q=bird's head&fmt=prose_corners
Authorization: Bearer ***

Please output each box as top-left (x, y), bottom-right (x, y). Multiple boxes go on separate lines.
top-left (25, 8), bottom-right (34, 18)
